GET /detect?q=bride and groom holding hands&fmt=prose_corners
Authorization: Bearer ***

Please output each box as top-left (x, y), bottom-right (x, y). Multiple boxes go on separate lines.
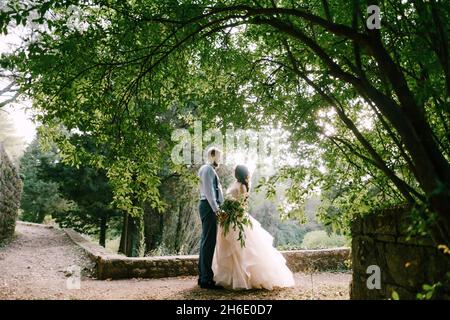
top-left (197, 147), bottom-right (295, 290)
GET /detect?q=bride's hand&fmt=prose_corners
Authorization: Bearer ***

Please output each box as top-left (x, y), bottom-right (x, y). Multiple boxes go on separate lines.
top-left (216, 209), bottom-right (227, 224)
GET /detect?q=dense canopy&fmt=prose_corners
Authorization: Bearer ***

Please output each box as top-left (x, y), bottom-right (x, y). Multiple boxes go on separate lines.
top-left (1, 0), bottom-right (449, 246)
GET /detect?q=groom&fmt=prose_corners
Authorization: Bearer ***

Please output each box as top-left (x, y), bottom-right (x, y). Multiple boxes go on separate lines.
top-left (197, 147), bottom-right (224, 289)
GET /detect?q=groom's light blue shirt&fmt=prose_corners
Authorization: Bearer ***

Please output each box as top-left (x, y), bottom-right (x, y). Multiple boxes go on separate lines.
top-left (198, 164), bottom-right (224, 213)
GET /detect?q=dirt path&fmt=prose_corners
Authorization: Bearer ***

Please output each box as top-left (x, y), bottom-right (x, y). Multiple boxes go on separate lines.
top-left (0, 223), bottom-right (351, 300)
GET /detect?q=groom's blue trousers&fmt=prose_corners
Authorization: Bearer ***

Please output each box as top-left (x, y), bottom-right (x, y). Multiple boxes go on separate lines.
top-left (198, 199), bottom-right (217, 284)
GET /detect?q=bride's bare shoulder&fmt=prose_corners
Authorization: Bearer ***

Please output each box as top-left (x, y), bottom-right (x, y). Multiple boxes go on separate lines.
top-left (227, 181), bottom-right (238, 192)
top-left (226, 181), bottom-right (249, 199)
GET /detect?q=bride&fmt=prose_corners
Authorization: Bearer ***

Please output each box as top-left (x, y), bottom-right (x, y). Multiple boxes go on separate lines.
top-left (212, 165), bottom-right (295, 290)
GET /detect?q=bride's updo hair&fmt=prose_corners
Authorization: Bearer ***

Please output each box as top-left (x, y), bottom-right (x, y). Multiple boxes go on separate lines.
top-left (235, 165), bottom-right (250, 192)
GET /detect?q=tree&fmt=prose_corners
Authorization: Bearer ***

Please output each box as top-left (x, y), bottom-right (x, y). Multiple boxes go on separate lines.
top-left (46, 159), bottom-right (121, 248)
top-left (1, 0), bottom-right (448, 245)
top-left (0, 73), bottom-right (20, 109)
top-left (19, 138), bottom-right (65, 223)
top-left (0, 141), bottom-right (22, 242)
top-left (144, 170), bottom-right (201, 255)
top-left (251, 175), bottom-right (321, 248)
top-left (41, 134), bottom-right (123, 247)
top-left (20, 136), bottom-right (122, 247)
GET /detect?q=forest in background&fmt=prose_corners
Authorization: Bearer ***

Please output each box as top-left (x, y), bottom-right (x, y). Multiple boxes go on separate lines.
top-left (4, 120), bottom-right (346, 255)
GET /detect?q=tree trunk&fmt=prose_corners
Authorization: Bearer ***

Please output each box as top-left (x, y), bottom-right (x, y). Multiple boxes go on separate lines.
top-left (274, 24), bottom-right (450, 243)
top-left (37, 210), bottom-right (46, 224)
top-left (119, 212), bottom-right (129, 255)
top-left (367, 37), bottom-right (450, 243)
top-left (143, 204), bottom-right (164, 252)
top-left (99, 214), bottom-right (107, 248)
top-left (119, 212), bottom-right (142, 257)
top-left (174, 204), bottom-right (183, 253)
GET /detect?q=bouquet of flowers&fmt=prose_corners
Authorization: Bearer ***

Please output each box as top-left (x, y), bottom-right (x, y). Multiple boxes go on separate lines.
top-left (217, 198), bottom-right (252, 248)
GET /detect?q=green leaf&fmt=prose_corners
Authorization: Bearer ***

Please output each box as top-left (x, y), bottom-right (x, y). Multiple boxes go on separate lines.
top-left (422, 284), bottom-right (433, 291)
top-left (391, 291), bottom-right (400, 300)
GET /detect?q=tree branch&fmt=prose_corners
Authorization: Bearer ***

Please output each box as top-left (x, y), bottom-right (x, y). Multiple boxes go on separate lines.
top-left (282, 40), bottom-right (425, 203)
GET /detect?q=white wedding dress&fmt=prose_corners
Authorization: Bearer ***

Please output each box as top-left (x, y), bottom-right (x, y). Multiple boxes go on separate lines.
top-left (212, 182), bottom-right (295, 290)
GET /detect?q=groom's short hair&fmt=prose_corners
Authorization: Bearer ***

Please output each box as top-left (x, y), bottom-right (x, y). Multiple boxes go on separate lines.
top-left (207, 146), bottom-right (221, 163)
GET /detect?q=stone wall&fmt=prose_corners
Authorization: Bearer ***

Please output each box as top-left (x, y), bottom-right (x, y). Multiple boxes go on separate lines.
top-left (0, 143), bottom-right (22, 242)
top-left (351, 207), bottom-right (450, 300)
top-left (65, 228), bottom-right (350, 280)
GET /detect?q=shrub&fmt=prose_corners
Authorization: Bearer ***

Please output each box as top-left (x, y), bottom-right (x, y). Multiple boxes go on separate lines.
top-left (301, 230), bottom-right (348, 249)
top-left (0, 143), bottom-right (23, 241)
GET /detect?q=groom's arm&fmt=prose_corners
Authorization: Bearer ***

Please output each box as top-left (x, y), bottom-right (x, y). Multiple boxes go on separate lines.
top-left (202, 166), bottom-right (219, 213)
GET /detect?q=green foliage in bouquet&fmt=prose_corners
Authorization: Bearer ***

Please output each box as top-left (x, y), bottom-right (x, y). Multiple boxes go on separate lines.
top-left (218, 198), bottom-right (252, 248)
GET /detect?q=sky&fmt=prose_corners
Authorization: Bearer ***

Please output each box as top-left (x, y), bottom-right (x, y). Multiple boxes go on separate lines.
top-left (2, 103), bottom-right (36, 144)
top-left (0, 27), bottom-right (37, 146)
